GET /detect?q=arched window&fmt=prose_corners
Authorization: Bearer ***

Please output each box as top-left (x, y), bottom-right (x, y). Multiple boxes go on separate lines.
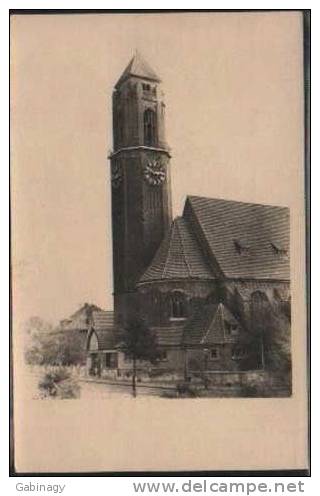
top-left (273, 288), bottom-right (281, 302)
top-left (250, 291), bottom-right (270, 331)
top-left (144, 109), bottom-right (157, 146)
top-left (170, 291), bottom-right (187, 319)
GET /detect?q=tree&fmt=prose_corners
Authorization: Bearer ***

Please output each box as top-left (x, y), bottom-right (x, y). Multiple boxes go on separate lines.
top-left (123, 318), bottom-right (159, 397)
top-left (263, 311), bottom-right (291, 380)
top-left (250, 292), bottom-right (291, 387)
top-left (54, 330), bottom-right (86, 365)
top-left (24, 316), bottom-right (86, 366)
top-left (24, 316), bottom-right (55, 365)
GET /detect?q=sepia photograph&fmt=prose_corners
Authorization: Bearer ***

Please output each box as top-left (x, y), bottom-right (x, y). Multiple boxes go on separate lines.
top-left (10, 10), bottom-right (308, 473)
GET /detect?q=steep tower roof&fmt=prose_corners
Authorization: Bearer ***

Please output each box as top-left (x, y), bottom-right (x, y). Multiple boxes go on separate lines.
top-left (139, 217), bottom-right (215, 283)
top-left (115, 51), bottom-right (161, 88)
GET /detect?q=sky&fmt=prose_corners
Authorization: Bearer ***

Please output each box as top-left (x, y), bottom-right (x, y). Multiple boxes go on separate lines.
top-left (11, 12), bottom-right (304, 326)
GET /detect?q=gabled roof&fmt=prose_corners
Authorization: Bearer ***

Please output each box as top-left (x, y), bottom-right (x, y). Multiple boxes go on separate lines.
top-left (88, 311), bottom-right (122, 350)
top-left (139, 217), bottom-right (215, 283)
top-left (183, 302), bottom-right (242, 346)
top-left (88, 328), bottom-right (120, 351)
top-left (185, 196), bottom-right (290, 280)
top-left (115, 51), bottom-right (161, 88)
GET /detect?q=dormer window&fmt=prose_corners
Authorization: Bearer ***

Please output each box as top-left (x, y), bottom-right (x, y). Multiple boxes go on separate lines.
top-left (224, 320), bottom-right (239, 336)
top-left (234, 239), bottom-right (250, 255)
top-left (270, 242), bottom-right (288, 258)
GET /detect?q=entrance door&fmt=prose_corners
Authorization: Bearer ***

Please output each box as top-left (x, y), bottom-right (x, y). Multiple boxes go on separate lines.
top-left (89, 353), bottom-right (101, 376)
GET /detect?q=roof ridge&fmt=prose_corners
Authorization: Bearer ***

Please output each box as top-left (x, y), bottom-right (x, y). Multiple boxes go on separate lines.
top-left (201, 305), bottom-right (218, 344)
top-left (176, 218), bottom-right (193, 278)
top-left (162, 222), bottom-right (175, 279)
top-left (217, 303), bottom-right (226, 339)
top-left (187, 195), bottom-right (289, 211)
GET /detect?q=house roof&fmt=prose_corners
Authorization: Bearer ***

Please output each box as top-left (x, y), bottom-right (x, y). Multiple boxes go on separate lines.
top-left (115, 51), bottom-right (161, 88)
top-left (91, 329), bottom-right (120, 350)
top-left (183, 302), bottom-right (242, 346)
top-left (151, 323), bottom-right (185, 347)
top-left (87, 306), bottom-right (243, 350)
top-left (139, 217), bottom-right (215, 283)
top-left (91, 310), bottom-right (115, 330)
top-left (59, 303), bottom-right (103, 331)
top-left (185, 196), bottom-right (290, 280)
top-left (88, 311), bottom-right (122, 350)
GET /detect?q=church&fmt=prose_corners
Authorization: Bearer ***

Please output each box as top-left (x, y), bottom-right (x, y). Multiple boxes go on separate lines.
top-left (86, 52), bottom-right (291, 380)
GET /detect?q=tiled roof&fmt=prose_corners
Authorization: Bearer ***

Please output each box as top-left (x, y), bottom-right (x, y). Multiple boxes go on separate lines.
top-left (139, 217), bottom-right (215, 283)
top-left (91, 310), bottom-right (115, 330)
top-left (115, 51), bottom-right (161, 88)
top-left (94, 329), bottom-right (121, 350)
top-left (151, 323), bottom-right (185, 347)
top-left (186, 196), bottom-right (290, 280)
top-left (183, 302), bottom-right (242, 346)
top-left (87, 311), bottom-right (122, 350)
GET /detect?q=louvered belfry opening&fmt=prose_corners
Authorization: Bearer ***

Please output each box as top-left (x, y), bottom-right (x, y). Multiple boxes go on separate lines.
top-left (144, 108), bottom-right (157, 146)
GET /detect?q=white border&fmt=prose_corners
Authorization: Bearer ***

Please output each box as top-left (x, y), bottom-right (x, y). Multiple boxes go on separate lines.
top-left (2, 2), bottom-right (316, 494)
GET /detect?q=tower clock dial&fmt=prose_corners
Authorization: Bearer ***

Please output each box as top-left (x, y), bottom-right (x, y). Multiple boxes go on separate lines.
top-left (144, 158), bottom-right (166, 186)
top-left (111, 162), bottom-right (123, 189)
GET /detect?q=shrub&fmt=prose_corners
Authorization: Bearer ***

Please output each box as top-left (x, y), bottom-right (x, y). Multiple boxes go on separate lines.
top-left (148, 368), bottom-right (174, 378)
top-left (38, 368), bottom-right (80, 399)
top-left (176, 382), bottom-right (197, 398)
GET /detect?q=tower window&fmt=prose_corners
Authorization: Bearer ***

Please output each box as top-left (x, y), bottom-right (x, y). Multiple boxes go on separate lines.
top-left (170, 291), bottom-right (187, 319)
top-left (142, 83), bottom-right (151, 91)
top-left (117, 109), bottom-right (124, 144)
top-left (144, 109), bottom-right (157, 146)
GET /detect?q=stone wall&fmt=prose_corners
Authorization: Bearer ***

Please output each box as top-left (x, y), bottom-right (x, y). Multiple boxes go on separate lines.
top-left (137, 280), bottom-right (215, 326)
top-left (137, 278), bottom-right (290, 329)
top-left (186, 346), bottom-right (242, 373)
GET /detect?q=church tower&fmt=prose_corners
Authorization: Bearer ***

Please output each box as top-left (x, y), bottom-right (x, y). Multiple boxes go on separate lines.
top-left (109, 52), bottom-right (172, 324)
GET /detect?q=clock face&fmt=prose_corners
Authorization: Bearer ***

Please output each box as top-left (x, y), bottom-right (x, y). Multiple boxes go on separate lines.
top-left (111, 162), bottom-right (123, 189)
top-left (144, 158), bottom-right (166, 186)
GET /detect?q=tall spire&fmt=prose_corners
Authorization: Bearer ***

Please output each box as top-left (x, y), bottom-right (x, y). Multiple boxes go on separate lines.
top-left (115, 51), bottom-right (161, 88)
